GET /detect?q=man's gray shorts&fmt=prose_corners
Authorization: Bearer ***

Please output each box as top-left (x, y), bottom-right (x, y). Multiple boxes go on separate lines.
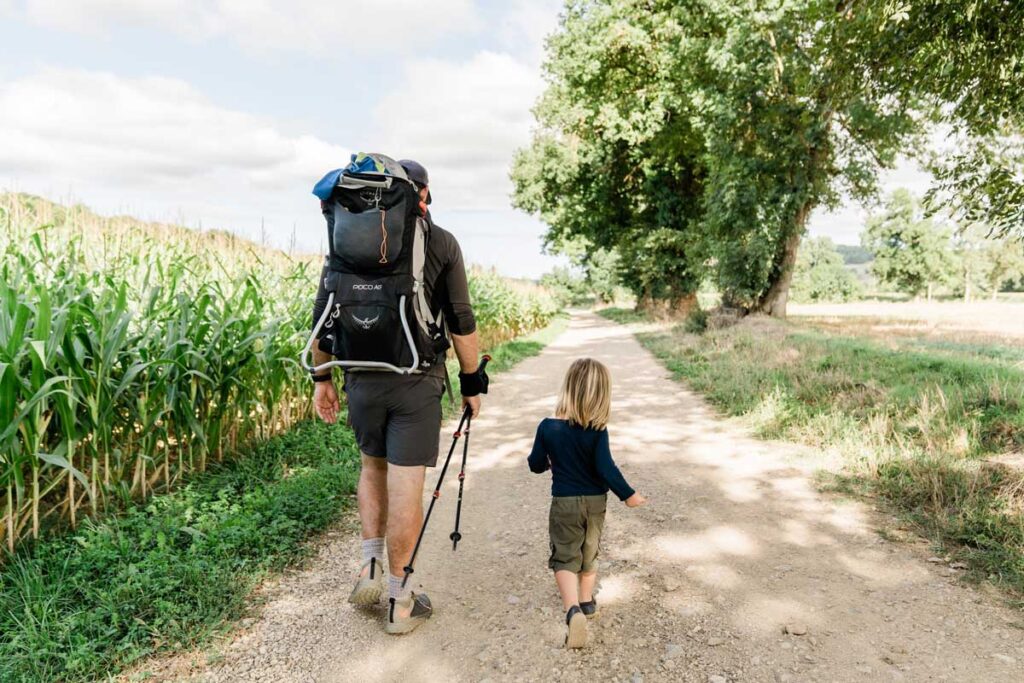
top-left (343, 372), bottom-right (445, 467)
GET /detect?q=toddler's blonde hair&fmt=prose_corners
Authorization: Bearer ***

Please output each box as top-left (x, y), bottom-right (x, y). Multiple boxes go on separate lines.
top-left (555, 358), bottom-right (611, 430)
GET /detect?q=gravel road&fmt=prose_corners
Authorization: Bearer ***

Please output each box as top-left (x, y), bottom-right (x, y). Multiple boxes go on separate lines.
top-left (151, 311), bottom-right (1024, 682)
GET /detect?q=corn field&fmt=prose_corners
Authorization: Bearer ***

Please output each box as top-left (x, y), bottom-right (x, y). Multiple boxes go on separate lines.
top-left (0, 193), bottom-right (558, 553)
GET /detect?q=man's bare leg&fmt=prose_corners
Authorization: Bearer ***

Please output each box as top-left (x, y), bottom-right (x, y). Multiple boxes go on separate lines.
top-left (349, 454), bottom-right (389, 605)
top-left (384, 463), bottom-right (428, 625)
top-left (386, 463), bottom-right (425, 579)
top-left (359, 454), bottom-right (388, 540)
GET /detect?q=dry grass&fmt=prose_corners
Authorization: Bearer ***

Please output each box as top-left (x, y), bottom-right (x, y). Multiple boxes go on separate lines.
top-left (602, 307), bottom-right (1024, 601)
top-left (791, 300), bottom-right (1024, 344)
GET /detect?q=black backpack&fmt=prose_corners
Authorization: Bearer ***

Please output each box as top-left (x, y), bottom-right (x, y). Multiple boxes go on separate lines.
top-left (303, 153), bottom-right (448, 375)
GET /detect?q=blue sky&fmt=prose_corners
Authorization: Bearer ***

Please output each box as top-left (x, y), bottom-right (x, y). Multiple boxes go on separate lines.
top-left (0, 0), bottom-right (928, 277)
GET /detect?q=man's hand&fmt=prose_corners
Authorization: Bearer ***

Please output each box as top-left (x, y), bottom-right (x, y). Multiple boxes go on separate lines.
top-left (463, 394), bottom-right (481, 419)
top-left (625, 493), bottom-right (647, 508)
top-left (314, 381), bottom-right (341, 424)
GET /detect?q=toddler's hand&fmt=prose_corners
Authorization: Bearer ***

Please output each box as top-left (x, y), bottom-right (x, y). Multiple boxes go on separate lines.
top-left (625, 493), bottom-right (647, 508)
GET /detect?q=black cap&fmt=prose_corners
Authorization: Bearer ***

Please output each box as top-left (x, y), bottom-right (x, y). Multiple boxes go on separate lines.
top-left (398, 159), bottom-right (431, 204)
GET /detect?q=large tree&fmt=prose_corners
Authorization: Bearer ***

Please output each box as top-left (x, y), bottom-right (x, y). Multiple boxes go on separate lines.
top-left (863, 189), bottom-right (956, 299)
top-left (513, 0), bottom-right (918, 317)
top-left (790, 237), bottom-right (862, 303)
top-left (852, 0), bottom-right (1024, 237)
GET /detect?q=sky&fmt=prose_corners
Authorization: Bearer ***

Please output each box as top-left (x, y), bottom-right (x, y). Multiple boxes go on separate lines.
top-left (0, 0), bottom-right (930, 277)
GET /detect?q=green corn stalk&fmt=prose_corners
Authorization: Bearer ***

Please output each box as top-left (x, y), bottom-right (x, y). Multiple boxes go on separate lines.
top-left (0, 192), bottom-right (558, 553)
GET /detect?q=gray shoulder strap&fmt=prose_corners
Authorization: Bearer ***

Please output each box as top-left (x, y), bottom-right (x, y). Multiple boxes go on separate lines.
top-left (412, 217), bottom-right (434, 333)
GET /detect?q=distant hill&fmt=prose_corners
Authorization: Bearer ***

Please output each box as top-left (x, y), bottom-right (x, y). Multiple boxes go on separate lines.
top-left (835, 243), bottom-right (873, 265)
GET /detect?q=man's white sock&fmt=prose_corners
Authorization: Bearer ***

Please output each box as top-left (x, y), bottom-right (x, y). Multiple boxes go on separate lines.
top-left (388, 574), bottom-right (411, 602)
top-left (361, 537), bottom-right (385, 566)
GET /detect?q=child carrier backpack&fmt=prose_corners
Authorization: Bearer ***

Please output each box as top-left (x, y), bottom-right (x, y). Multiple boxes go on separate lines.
top-left (301, 153), bottom-right (449, 375)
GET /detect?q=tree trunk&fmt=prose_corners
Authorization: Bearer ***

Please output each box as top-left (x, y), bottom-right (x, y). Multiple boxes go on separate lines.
top-left (755, 203), bottom-right (810, 318)
top-left (927, 283), bottom-right (933, 301)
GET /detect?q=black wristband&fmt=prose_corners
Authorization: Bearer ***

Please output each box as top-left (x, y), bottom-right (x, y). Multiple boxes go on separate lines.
top-left (459, 365), bottom-right (489, 397)
top-left (311, 373), bottom-right (332, 383)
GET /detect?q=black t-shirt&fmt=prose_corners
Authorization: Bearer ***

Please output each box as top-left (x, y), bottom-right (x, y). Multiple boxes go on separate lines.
top-left (311, 210), bottom-right (476, 374)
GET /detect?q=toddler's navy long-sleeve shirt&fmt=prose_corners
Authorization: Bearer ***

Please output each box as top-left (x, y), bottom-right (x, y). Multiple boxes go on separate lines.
top-left (527, 418), bottom-right (635, 501)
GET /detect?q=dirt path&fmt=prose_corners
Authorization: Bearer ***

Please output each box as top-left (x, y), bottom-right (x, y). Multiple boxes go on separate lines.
top-left (184, 312), bottom-right (1023, 682)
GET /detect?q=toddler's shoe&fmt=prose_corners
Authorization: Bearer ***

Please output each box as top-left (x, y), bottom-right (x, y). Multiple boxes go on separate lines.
top-left (579, 598), bottom-right (599, 619)
top-left (565, 605), bottom-right (588, 648)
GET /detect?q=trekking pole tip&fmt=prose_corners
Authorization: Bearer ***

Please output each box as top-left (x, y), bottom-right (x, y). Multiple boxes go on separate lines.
top-left (449, 531), bottom-right (462, 549)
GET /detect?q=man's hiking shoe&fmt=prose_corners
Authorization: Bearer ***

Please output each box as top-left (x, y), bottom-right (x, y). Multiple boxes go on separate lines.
top-left (580, 599), bottom-right (599, 619)
top-left (386, 592), bottom-right (433, 635)
top-left (348, 557), bottom-right (383, 606)
top-left (565, 605), bottom-right (588, 648)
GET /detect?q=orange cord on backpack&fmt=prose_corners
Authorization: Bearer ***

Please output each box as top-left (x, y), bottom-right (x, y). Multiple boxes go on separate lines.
top-left (378, 209), bottom-right (389, 264)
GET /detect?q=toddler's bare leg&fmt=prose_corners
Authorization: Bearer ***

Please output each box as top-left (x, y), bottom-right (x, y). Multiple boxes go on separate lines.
top-left (579, 570), bottom-right (597, 603)
top-left (555, 570), bottom-right (580, 611)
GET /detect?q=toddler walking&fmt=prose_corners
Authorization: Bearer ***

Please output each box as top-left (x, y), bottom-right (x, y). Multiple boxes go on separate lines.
top-left (528, 358), bottom-right (646, 648)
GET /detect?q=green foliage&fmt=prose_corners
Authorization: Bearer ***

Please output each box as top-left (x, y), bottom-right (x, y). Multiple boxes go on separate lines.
top-left (597, 308), bottom-right (647, 326)
top-left (603, 310), bottom-right (1024, 598)
top-left (0, 316), bottom-right (565, 683)
top-left (852, 1), bottom-right (1024, 236)
top-left (863, 190), bottom-right (956, 298)
top-left (466, 269), bottom-right (559, 349)
top-left (0, 420), bottom-right (360, 682)
top-left (512, 0), bottom-right (920, 315)
top-left (541, 267), bottom-right (593, 307)
top-left (539, 244), bottom-right (622, 307)
top-left (0, 193), bottom-right (559, 553)
top-left (951, 226), bottom-right (1024, 301)
top-left (683, 308), bottom-right (708, 335)
top-left (790, 237), bottom-right (862, 302)
top-left (835, 244), bottom-right (873, 266)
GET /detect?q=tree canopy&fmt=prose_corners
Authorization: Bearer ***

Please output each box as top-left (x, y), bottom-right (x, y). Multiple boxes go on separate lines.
top-left (513, 0), bottom-right (1023, 316)
top-left (791, 237), bottom-right (862, 303)
top-left (863, 189), bottom-right (955, 299)
top-left (513, 0), bottom-right (918, 316)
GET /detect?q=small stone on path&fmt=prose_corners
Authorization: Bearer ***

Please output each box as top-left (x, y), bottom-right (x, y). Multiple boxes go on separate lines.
top-left (707, 637), bottom-right (726, 646)
top-left (507, 595), bottom-right (520, 605)
top-left (785, 623), bottom-right (808, 636)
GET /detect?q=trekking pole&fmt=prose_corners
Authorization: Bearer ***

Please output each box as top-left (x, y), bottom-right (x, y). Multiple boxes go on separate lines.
top-left (401, 405), bottom-right (472, 588)
top-left (449, 414), bottom-right (471, 550)
top-left (450, 354), bottom-right (490, 550)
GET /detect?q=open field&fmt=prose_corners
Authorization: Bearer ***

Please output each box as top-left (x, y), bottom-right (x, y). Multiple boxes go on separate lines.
top-left (601, 305), bottom-right (1024, 605)
top-left (790, 301), bottom-right (1024, 344)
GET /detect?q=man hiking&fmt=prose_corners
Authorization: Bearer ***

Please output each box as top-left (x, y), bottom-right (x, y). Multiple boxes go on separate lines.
top-left (309, 158), bottom-right (486, 635)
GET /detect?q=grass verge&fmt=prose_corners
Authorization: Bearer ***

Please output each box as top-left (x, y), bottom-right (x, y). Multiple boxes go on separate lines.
top-left (600, 308), bottom-right (1024, 603)
top-left (0, 318), bottom-right (568, 682)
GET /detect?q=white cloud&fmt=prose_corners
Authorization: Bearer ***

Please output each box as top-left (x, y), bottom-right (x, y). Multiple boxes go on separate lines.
top-left (368, 51), bottom-right (546, 212)
top-left (11, 0), bottom-right (481, 55)
top-left (0, 68), bottom-right (348, 247)
top-left (492, 0), bottom-right (563, 67)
